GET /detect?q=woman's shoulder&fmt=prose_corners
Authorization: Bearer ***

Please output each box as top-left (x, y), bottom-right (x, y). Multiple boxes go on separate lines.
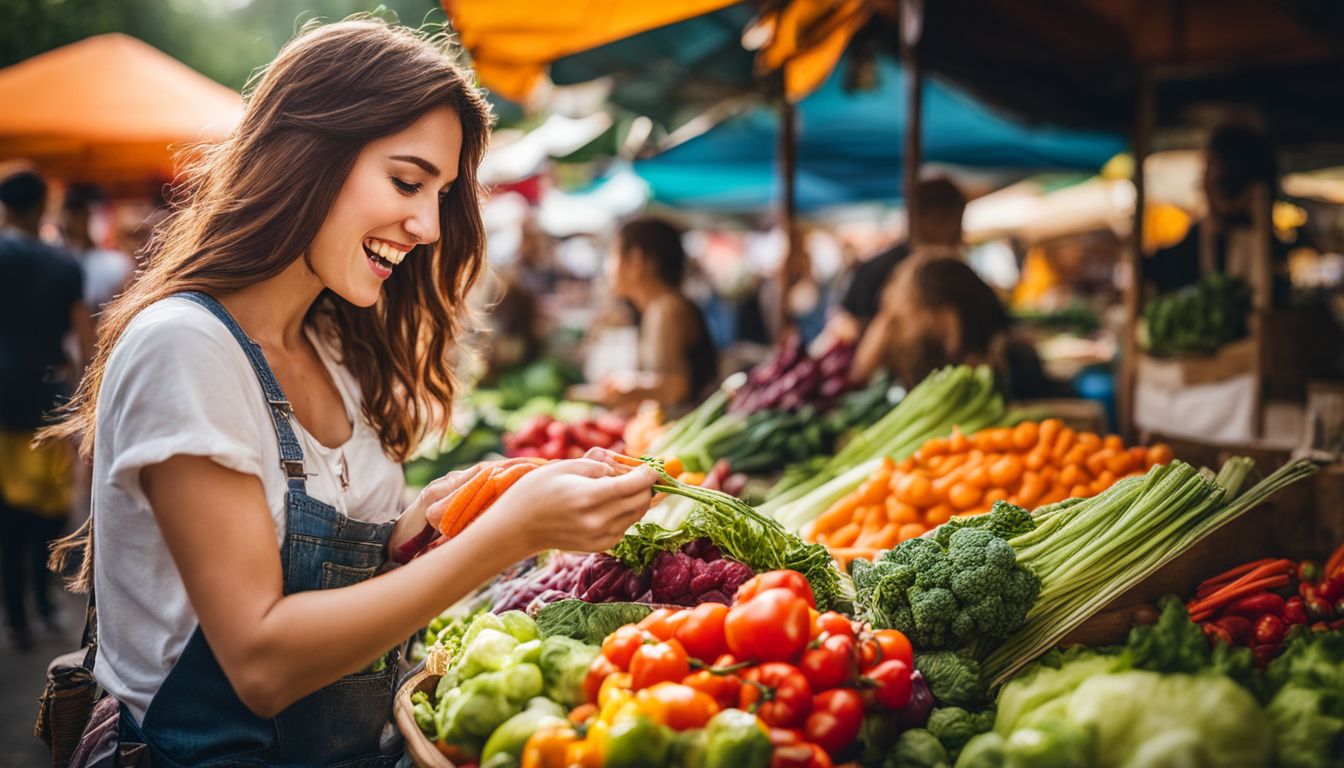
top-left (108, 296), bottom-right (249, 381)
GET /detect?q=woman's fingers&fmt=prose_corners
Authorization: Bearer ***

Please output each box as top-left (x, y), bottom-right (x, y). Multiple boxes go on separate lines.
top-left (422, 464), bottom-right (485, 528)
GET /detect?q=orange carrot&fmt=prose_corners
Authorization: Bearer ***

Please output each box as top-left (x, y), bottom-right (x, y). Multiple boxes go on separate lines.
top-left (437, 466), bottom-right (494, 536)
top-left (1187, 574), bottom-right (1291, 617)
top-left (830, 523), bottom-right (861, 547)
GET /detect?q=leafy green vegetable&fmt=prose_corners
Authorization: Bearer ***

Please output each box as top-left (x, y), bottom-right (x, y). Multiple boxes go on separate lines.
top-left (456, 628), bottom-right (520, 679)
top-left (1124, 595), bottom-right (1258, 690)
top-left (534, 600), bottom-right (654, 644)
top-left (1263, 630), bottom-right (1344, 768)
top-left (853, 527), bottom-right (1039, 650)
top-left (916, 651), bottom-right (989, 709)
top-left (887, 728), bottom-right (951, 768)
top-left (927, 707), bottom-right (996, 761)
top-left (537, 635), bottom-right (600, 707)
top-left (614, 462), bottom-right (842, 610)
top-left (1142, 272), bottom-right (1251, 357)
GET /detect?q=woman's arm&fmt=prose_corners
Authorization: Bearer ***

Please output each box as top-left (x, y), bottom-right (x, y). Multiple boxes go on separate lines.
top-left (142, 455), bottom-right (656, 717)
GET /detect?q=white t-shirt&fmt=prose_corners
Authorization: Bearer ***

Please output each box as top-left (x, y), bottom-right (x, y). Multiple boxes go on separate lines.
top-left (91, 297), bottom-right (406, 722)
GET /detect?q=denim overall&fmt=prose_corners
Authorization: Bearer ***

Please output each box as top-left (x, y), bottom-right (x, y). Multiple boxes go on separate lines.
top-left (118, 292), bottom-right (400, 767)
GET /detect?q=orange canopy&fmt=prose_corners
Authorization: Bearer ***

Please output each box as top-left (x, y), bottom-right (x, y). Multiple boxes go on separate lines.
top-left (0, 33), bottom-right (243, 183)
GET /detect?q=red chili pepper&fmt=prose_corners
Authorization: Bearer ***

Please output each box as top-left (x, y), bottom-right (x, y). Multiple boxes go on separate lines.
top-left (1224, 591), bottom-right (1286, 618)
top-left (1254, 614), bottom-right (1287, 647)
top-left (1283, 597), bottom-right (1308, 626)
top-left (1210, 615), bottom-right (1254, 644)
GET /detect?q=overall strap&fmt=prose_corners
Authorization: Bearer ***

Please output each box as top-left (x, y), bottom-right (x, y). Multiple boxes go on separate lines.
top-left (176, 292), bottom-right (308, 493)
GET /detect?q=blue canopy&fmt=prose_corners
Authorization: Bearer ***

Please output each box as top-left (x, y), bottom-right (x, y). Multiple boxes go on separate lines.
top-left (633, 56), bottom-right (1126, 211)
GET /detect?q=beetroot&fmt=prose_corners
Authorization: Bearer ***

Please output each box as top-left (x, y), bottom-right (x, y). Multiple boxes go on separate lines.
top-left (720, 560), bottom-right (754, 595)
top-left (651, 551), bottom-right (694, 601)
top-left (681, 538), bottom-right (722, 562)
top-left (689, 558), bottom-right (731, 596)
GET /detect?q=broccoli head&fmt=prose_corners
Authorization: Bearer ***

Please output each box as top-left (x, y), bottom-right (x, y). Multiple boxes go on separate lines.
top-left (854, 524), bottom-right (1040, 651)
top-left (932, 501), bottom-right (1036, 548)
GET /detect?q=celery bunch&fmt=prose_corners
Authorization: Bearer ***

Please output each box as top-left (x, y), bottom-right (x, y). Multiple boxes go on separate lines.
top-left (985, 457), bottom-right (1318, 685)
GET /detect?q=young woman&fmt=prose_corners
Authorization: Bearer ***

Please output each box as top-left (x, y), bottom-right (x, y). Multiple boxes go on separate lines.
top-left (590, 217), bottom-right (717, 413)
top-left (46, 18), bottom-right (656, 766)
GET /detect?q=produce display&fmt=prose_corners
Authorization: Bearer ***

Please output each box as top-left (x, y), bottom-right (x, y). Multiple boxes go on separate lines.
top-left (1186, 541), bottom-right (1344, 663)
top-left (1142, 271), bottom-right (1252, 357)
top-left (727, 332), bottom-right (856, 416)
top-left (804, 420), bottom-right (1173, 562)
top-left (763, 365), bottom-right (1005, 533)
top-left (390, 356), bottom-right (1338, 768)
top-left (523, 571), bottom-right (926, 768)
top-left (504, 413), bottom-right (628, 460)
top-left (650, 354), bottom-right (894, 478)
top-left (983, 457), bottom-right (1317, 684)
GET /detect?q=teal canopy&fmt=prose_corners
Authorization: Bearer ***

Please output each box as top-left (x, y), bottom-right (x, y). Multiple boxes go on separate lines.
top-left (631, 56), bottom-right (1126, 212)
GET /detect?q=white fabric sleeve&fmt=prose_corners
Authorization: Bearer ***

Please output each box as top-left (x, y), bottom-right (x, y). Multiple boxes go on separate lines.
top-left (101, 309), bottom-right (271, 507)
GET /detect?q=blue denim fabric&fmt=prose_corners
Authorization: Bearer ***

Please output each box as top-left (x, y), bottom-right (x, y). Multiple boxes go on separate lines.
top-left (119, 292), bottom-right (399, 767)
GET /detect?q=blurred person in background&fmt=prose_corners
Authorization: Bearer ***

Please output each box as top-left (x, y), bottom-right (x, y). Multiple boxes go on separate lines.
top-left (1145, 123), bottom-right (1288, 303)
top-left (0, 170), bottom-right (94, 650)
top-left (587, 216), bottom-right (717, 413)
top-left (59, 184), bottom-right (136, 316)
top-left (825, 177), bottom-right (967, 343)
top-left (851, 253), bottom-right (1058, 400)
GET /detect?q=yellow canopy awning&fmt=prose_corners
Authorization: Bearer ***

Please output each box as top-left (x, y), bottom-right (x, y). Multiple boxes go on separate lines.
top-left (442, 0), bottom-right (874, 103)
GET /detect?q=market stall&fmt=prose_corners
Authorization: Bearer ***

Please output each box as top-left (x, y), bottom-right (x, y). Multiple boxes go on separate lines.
top-left (392, 357), bottom-right (1340, 768)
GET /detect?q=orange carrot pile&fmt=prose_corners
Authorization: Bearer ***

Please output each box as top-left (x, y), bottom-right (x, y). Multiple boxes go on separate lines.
top-left (804, 419), bottom-right (1174, 559)
top-left (434, 457), bottom-right (547, 537)
top-left (1186, 558), bottom-right (1295, 623)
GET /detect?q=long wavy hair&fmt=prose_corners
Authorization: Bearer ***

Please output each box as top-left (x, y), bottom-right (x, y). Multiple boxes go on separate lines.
top-left (47, 17), bottom-right (494, 590)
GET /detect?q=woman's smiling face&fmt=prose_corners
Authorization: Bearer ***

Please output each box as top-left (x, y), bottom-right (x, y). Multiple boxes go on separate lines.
top-left (309, 106), bottom-right (463, 307)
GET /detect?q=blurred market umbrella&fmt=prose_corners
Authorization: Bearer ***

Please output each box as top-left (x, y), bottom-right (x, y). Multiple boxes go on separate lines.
top-left (0, 33), bottom-right (243, 184)
top-left (441, 0), bottom-right (742, 104)
top-left (631, 56), bottom-right (1125, 211)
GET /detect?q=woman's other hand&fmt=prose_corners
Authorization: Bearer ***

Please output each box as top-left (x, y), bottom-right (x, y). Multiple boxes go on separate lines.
top-left (483, 457), bottom-right (656, 554)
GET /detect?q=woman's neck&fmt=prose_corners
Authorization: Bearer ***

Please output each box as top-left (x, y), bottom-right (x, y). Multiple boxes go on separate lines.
top-left (629, 281), bottom-right (675, 313)
top-left (219, 258), bottom-right (325, 352)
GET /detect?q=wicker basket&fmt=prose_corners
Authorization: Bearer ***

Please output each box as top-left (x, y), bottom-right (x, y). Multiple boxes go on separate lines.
top-left (394, 663), bottom-right (453, 768)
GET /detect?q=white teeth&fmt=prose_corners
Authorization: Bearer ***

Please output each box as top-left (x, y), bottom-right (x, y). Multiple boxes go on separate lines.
top-left (364, 239), bottom-right (407, 266)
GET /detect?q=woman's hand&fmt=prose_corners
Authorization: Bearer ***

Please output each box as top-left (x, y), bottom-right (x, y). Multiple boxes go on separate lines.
top-left (479, 457), bottom-right (657, 555)
top-left (388, 464), bottom-right (485, 561)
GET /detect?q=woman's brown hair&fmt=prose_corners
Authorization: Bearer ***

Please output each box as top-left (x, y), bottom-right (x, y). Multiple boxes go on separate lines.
top-left (46, 16), bottom-right (494, 590)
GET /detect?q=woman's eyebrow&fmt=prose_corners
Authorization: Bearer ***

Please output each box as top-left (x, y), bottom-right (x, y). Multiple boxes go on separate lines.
top-left (390, 154), bottom-right (441, 177)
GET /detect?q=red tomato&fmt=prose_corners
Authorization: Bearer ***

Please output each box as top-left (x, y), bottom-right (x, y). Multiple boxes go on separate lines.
top-left (682, 670), bottom-right (743, 711)
top-left (799, 634), bottom-right (856, 692)
top-left (726, 588), bottom-right (811, 663)
top-left (638, 608), bottom-right (685, 641)
top-left (675, 602), bottom-right (730, 662)
top-left (630, 639), bottom-right (691, 691)
top-left (601, 624), bottom-right (646, 670)
top-left (803, 689), bottom-right (864, 755)
top-left (869, 629), bottom-right (914, 670)
top-left (814, 611), bottom-right (857, 640)
top-left (866, 659), bottom-right (913, 709)
top-left (635, 682), bottom-right (720, 731)
top-left (583, 654), bottom-right (620, 704)
top-left (736, 570), bottom-right (817, 609)
top-left (771, 741), bottom-right (834, 768)
top-left (739, 663), bottom-right (813, 728)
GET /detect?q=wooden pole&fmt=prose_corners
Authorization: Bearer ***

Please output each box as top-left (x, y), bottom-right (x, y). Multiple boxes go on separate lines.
top-left (1120, 72), bottom-right (1154, 441)
top-left (901, 0), bottom-right (924, 243)
top-left (778, 84), bottom-right (800, 336)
